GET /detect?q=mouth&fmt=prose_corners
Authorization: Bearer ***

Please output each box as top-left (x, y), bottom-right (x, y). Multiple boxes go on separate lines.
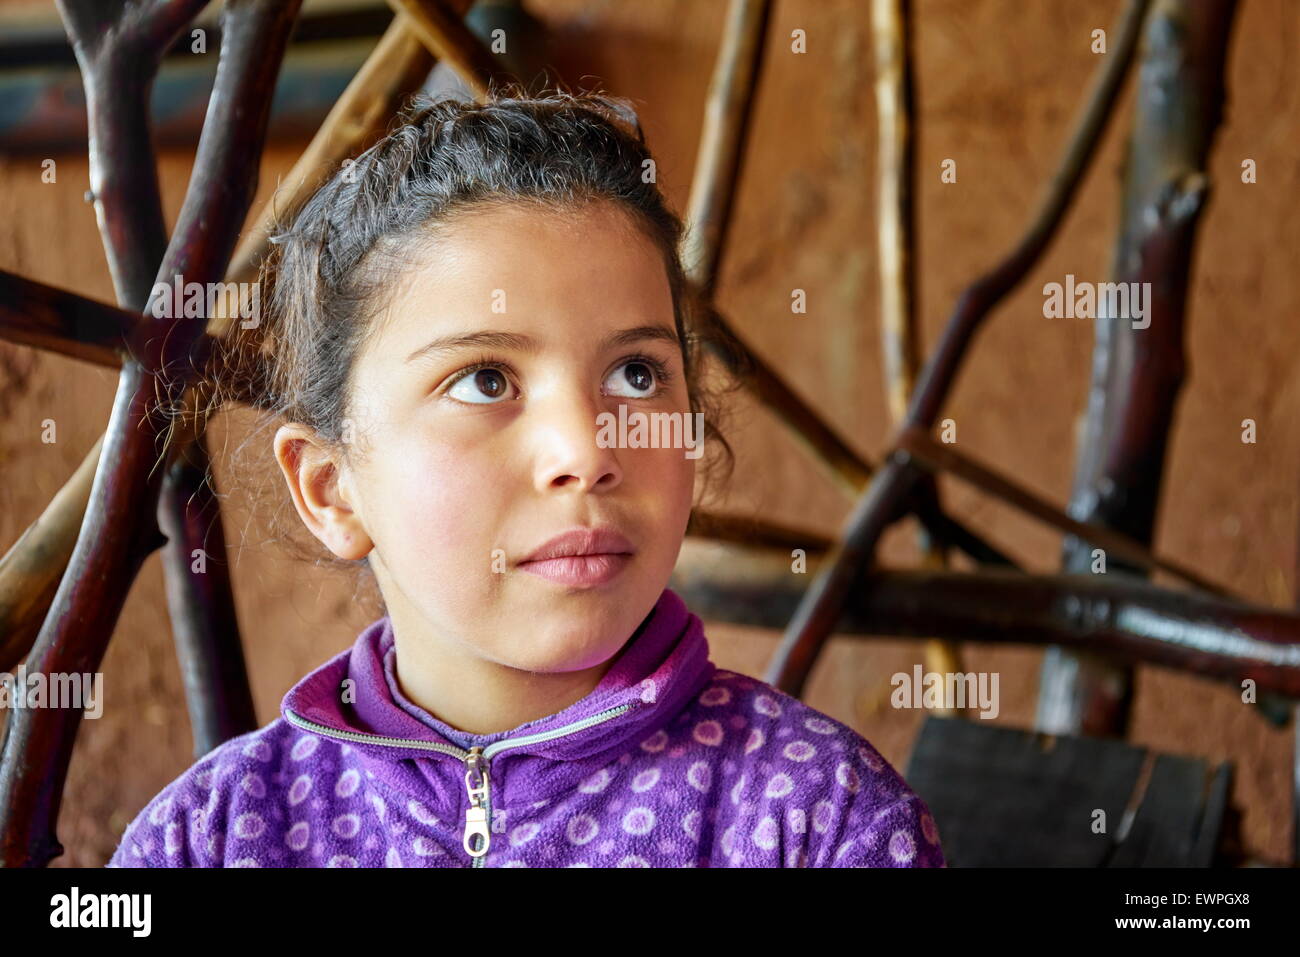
top-left (518, 553), bottom-right (633, 588)
top-left (517, 526), bottom-right (636, 589)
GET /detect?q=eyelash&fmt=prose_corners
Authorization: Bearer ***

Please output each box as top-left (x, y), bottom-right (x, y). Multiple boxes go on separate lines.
top-left (442, 352), bottom-right (675, 403)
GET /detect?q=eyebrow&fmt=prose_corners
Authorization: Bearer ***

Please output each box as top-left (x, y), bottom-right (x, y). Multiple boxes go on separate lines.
top-left (404, 324), bottom-right (680, 364)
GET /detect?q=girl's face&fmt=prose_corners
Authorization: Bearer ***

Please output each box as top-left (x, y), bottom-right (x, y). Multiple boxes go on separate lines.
top-left (278, 200), bottom-right (696, 674)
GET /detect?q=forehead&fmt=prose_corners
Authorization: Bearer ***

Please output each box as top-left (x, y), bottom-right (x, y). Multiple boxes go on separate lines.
top-left (370, 200), bottom-right (675, 354)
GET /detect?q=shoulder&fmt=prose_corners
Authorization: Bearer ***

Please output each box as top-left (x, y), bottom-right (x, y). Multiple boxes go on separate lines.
top-left (678, 669), bottom-right (945, 867)
top-left (108, 718), bottom-right (320, 868)
top-left (681, 667), bottom-right (889, 773)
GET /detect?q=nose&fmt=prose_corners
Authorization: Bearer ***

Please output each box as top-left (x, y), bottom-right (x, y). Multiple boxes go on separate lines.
top-left (528, 385), bottom-right (624, 494)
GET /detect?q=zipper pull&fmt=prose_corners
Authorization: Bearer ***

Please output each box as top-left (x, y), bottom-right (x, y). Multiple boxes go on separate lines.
top-left (462, 746), bottom-right (491, 859)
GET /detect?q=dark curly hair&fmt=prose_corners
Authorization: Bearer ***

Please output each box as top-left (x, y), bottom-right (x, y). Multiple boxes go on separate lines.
top-left (216, 84), bottom-right (749, 593)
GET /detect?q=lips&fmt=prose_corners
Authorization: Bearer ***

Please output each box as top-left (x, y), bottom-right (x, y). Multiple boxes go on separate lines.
top-left (518, 526), bottom-right (635, 588)
top-left (519, 526), bottom-right (635, 564)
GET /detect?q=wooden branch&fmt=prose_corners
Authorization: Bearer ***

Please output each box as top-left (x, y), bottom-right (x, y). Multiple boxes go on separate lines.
top-left (765, 0), bottom-right (1153, 699)
top-left (158, 433), bottom-right (258, 757)
top-left (1291, 218), bottom-right (1300, 865)
top-left (55, 0), bottom-right (209, 310)
top-left (871, 0), bottom-right (919, 426)
top-left (674, 0), bottom-right (1000, 582)
top-left (677, 0), bottom-right (884, 501)
top-left (385, 0), bottom-right (500, 101)
top-left (870, 0), bottom-right (965, 712)
top-left (762, 451), bottom-right (925, 691)
top-left (897, 426), bottom-right (1231, 597)
top-left (904, 0), bottom-right (1151, 432)
top-left (670, 551), bottom-right (1300, 697)
top-left (1041, 0), bottom-right (1238, 738)
top-left (0, 269), bottom-right (136, 368)
top-left (682, 0), bottom-right (771, 299)
top-left (687, 509), bottom-right (834, 554)
top-left (732, 330), bottom-right (874, 494)
top-left (905, 488), bottom-right (1018, 568)
top-left (222, 9), bottom-right (440, 291)
top-left (54, 0), bottom-right (257, 776)
top-left (677, 0), bottom-right (876, 495)
top-left (148, 0), bottom-right (307, 768)
top-left (0, 436), bottom-right (103, 673)
top-left (0, 0), bottom-right (303, 868)
top-left (676, 0), bottom-right (873, 497)
top-left (26, 2), bottom-right (254, 803)
top-left (0, 7), bottom-right (443, 678)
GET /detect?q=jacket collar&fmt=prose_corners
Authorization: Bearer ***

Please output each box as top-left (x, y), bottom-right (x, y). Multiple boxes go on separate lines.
top-left (280, 588), bottom-right (715, 808)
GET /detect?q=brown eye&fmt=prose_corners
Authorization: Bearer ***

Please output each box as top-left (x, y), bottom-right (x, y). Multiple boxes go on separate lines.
top-left (605, 360), bottom-right (658, 398)
top-left (475, 370), bottom-right (506, 397)
top-left (448, 366), bottom-right (514, 404)
top-left (624, 363), bottom-right (654, 392)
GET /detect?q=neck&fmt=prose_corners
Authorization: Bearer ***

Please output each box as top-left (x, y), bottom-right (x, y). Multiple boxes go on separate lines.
top-left (387, 621), bottom-right (620, 737)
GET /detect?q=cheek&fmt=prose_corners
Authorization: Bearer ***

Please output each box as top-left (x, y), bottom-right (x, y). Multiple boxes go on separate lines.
top-left (632, 447), bottom-right (696, 518)
top-left (375, 431), bottom-right (502, 567)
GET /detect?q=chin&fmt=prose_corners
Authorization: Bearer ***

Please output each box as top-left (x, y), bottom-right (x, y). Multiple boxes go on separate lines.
top-left (500, 624), bottom-right (628, 675)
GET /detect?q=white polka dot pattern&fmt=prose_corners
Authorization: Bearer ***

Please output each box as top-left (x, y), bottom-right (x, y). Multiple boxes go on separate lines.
top-left (107, 669), bottom-right (944, 868)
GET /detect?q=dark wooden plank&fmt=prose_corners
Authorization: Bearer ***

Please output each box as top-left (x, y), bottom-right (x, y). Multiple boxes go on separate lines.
top-left (904, 715), bottom-right (1231, 867)
top-left (1191, 762), bottom-right (1233, 866)
top-left (1105, 753), bottom-right (1208, 866)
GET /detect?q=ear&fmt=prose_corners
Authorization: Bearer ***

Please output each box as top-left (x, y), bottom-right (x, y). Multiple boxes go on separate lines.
top-left (273, 422), bottom-right (373, 561)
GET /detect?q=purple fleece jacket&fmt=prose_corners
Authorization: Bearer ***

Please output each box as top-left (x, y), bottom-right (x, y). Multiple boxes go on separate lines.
top-left (109, 588), bottom-right (944, 867)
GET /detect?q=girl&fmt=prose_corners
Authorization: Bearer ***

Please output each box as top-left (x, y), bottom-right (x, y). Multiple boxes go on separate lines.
top-left (109, 89), bottom-right (944, 868)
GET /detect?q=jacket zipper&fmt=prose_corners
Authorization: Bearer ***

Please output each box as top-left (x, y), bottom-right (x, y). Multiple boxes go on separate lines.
top-left (284, 702), bottom-right (636, 867)
top-left (462, 746), bottom-right (490, 865)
